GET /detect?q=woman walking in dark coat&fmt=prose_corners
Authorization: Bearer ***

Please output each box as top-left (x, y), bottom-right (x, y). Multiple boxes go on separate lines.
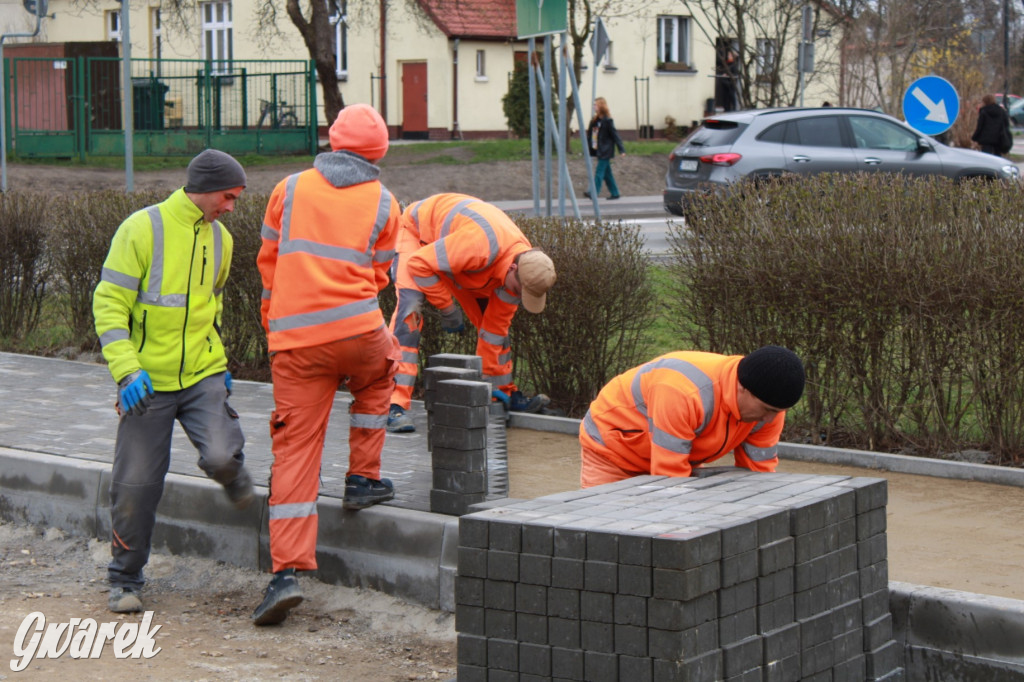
top-left (972, 93), bottom-right (1013, 157)
top-left (585, 97), bottom-right (626, 200)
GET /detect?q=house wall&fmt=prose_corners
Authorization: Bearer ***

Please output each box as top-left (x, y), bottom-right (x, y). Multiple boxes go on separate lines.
top-left (15, 0), bottom-right (842, 139)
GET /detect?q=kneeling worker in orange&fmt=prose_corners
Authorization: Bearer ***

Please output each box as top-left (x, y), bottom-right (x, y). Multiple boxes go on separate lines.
top-left (580, 346), bottom-right (805, 488)
top-left (385, 193), bottom-right (557, 432)
top-left (253, 103), bottom-right (402, 625)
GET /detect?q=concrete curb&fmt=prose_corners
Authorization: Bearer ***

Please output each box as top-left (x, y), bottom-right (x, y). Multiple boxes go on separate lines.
top-left (508, 413), bottom-right (1024, 489)
top-left (0, 446), bottom-right (458, 611)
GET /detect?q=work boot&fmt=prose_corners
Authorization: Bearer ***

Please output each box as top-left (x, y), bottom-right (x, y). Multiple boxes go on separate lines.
top-left (224, 467), bottom-right (255, 510)
top-left (252, 568), bottom-right (303, 626)
top-left (386, 404), bottom-right (416, 433)
top-left (509, 390), bottom-right (551, 414)
top-left (108, 586), bottom-right (143, 614)
top-left (343, 475), bottom-right (395, 510)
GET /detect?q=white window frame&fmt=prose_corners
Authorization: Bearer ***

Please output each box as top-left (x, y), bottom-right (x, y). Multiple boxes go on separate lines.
top-left (602, 41), bottom-right (617, 70)
top-left (475, 49), bottom-right (488, 81)
top-left (201, 1), bottom-right (233, 75)
top-left (106, 10), bottom-right (121, 42)
top-left (756, 38), bottom-right (777, 80)
top-left (150, 8), bottom-right (162, 61)
top-left (329, 0), bottom-right (348, 79)
top-left (657, 15), bottom-right (691, 68)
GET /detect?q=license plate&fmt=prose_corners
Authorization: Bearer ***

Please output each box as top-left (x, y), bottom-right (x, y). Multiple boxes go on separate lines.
top-left (680, 159), bottom-right (698, 172)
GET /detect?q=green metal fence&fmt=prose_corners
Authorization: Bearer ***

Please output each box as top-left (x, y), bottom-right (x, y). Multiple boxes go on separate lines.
top-left (3, 56), bottom-right (317, 159)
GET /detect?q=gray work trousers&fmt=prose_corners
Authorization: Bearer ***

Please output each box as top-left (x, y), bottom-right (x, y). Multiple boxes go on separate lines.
top-left (107, 372), bottom-right (246, 588)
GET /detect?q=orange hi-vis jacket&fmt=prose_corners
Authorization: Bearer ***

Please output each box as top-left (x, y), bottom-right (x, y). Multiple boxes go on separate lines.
top-left (258, 152), bottom-right (400, 351)
top-left (402, 193), bottom-right (532, 389)
top-left (580, 351), bottom-right (785, 478)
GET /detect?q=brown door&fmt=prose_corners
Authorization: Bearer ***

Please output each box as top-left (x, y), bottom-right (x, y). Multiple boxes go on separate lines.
top-left (401, 62), bottom-right (428, 139)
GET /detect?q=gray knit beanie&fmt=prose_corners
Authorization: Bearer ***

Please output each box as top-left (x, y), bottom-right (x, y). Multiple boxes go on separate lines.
top-left (737, 345), bottom-right (805, 409)
top-left (184, 149), bottom-right (247, 193)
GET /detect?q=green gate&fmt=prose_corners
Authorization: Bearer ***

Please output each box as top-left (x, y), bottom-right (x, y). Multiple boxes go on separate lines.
top-left (2, 56), bottom-right (318, 159)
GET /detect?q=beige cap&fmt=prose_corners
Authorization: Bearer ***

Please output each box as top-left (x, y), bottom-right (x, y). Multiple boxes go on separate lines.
top-left (517, 249), bottom-right (556, 313)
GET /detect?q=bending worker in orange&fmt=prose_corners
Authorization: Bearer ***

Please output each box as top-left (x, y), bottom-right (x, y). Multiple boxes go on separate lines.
top-left (253, 103), bottom-right (401, 625)
top-left (386, 193), bottom-right (557, 433)
top-left (579, 346), bottom-right (805, 487)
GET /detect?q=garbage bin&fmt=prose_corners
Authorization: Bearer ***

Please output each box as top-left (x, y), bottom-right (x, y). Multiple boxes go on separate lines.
top-left (132, 78), bottom-right (170, 130)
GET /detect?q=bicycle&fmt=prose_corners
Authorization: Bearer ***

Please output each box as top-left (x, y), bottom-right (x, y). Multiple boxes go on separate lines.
top-left (257, 98), bottom-right (298, 129)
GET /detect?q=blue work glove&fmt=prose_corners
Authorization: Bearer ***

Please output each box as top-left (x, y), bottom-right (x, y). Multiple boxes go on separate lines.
top-left (225, 371), bottom-right (233, 396)
top-left (439, 304), bottom-right (465, 334)
top-left (118, 369), bottom-right (154, 417)
top-left (491, 389), bottom-right (510, 406)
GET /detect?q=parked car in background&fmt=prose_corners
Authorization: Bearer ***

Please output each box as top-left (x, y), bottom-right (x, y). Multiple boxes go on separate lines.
top-left (994, 93), bottom-right (1022, 111)
top-left (664, 107), bottom-right (1021, 216)
top-left (1009, 98), bottom-right (1024, 126)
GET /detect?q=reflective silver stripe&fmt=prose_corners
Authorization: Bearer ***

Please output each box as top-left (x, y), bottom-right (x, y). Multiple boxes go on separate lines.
top-left (652, 426), bottom-right (691, 454)
top-left (744, 443), bottom-right (777, 461)
top-left (351, 412), bottom-right (388, 429)
top-left (146, 206), bottom-right (165, 301)
top-left (486, 373), bottom-right (510, 387)
top-left (99, 329), bottom-right (130, 347)
top-left (279, 174), bottom-right (301, 242)
top-left (261, 288), bottom-right (272, 300)
top-left (396, 374), bottom-right (417, 387)
top-left (280, 238), bottom-right (372, 267)
top-left (439, 198), bottom-right (475, 238)
top-left (101, 267), bottom-right (139, 291)
top-left (434, 241), bottom-right (454, 282)
top-left (454, 204), bottom-right (500, 272)
top-left (261, 223), bottom-right (280, 241)
top-left (137, 292), bottom-right (186, 307)
top-left (268, 296), bottom-right (380, 332)
top-left (630, 358), bottom-right (715, 436)
top-left (268, 501), bottom-right (318, 520)
top-left (213, 286), bottom-right (224, 296)
top-left (496, 286), bottom-right (520, 305)
top-left (368, 187), bottom-right (393, 255)
top-left (582, 411), bottom-right (605, 446)
top-left (413, 273), bottom-right (441, 288)
top-left (212, 219), bottom-right (223, 286)
top-left (374, 248), bottom-right (396, 263)
top-left (401, 350), bottom-right (419, 363)
top-left (479, 329), bottom-right (508, 346)
top-left (750, 420), bottom-right (768, 434)
top-left (497, 351), bottom-right (511, 364)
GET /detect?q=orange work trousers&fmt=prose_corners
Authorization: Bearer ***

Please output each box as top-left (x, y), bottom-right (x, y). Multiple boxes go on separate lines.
top-left (267, 326), bottom-right (400, 572)
top-left (579, 444), bottom-right (647, 489)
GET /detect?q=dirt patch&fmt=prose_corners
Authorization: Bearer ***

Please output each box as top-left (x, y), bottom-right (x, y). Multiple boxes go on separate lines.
top-left (506, 427), bottom-right (1024, 603)
top-left (4, 151), bottom-right (667, 203)
top-left (0, 522), bottom-right (455, 680)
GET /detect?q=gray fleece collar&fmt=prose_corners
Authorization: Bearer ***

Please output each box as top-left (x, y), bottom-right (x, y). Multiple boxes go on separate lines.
top-left (313, 151), bottom-right (381, 188)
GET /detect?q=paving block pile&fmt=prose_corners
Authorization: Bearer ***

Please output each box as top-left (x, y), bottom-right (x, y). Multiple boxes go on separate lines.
top-left (456, 470), bottom-right (903, 681)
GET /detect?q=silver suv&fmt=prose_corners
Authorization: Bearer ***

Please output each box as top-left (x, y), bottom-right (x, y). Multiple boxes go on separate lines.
top-left (664, 107), bottom-right (1020, 216)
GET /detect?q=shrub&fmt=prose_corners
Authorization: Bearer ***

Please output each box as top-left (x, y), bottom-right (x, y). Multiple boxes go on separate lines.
top-left (509, 215), bottom-right (657, 416)
top-left (0, 193), bottom-right (49, 340)
top-left (667, 173), bottom-right (1024, 464)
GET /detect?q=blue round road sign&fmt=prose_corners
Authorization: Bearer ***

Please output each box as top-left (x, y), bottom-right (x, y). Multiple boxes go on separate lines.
top-left (902, 76), bottom-right (959, 136)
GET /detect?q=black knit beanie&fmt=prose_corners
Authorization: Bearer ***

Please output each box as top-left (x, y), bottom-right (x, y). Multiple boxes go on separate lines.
top-left (184, 149), bottom-right (247, 193)
top-left (737, 345), bottom-right (805, 409)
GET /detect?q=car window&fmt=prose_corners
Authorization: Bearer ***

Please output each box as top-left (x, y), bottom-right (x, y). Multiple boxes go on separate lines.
top-left (849, 116), bottom-right (918, 151)
top-left (788, 116), bottom-right (845, 147)
top-left (682, 119), bottom-right (746, 148)
top-left (757, 122), bottom-right (787, 144)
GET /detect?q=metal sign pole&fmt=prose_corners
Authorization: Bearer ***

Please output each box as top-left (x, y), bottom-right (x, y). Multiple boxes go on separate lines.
top-left (120, 0), bottom-right (134, 191)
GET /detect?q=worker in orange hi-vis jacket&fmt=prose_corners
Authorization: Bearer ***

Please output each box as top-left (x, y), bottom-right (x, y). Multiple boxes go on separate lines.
top-left (385, 193), bottom-right (557, 433)
top-left (579, 346), bottom-right (805, 488)
top-left (252, 104), bottom-right (401, 627)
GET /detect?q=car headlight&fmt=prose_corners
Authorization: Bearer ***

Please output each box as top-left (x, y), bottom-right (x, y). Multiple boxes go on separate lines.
top-left (1000, 165), bottom-right (1020, 178)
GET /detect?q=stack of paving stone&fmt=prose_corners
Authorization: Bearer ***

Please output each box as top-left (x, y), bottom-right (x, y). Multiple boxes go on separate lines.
top-left (455, 470), bottom-right (902, 681)
top-left (424, 354), bottom-right (491, 515)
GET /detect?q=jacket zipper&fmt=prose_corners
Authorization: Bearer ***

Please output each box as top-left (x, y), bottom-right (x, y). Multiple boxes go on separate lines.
top-left (138, 310), bottom-right (148, 352)
top-left (201, 245), bottom-right (207, 286)
top-left (179, 223), bottom-right (200, 388)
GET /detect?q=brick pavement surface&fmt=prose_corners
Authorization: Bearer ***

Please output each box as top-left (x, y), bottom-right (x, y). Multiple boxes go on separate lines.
top-left (0, 352), bottom-right (508, 511)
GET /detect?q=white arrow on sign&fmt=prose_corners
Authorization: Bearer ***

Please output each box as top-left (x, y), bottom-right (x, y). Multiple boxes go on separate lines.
top-left (911, 86), bottom-right (949, 124)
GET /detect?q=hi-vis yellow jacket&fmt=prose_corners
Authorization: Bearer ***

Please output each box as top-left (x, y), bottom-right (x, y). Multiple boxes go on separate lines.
top-left (93, 188), bottom-right (233, 390)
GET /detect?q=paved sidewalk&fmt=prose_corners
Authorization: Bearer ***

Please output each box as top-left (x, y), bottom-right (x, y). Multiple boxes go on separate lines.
top-left (0, 351), bottom-right (507, 512)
